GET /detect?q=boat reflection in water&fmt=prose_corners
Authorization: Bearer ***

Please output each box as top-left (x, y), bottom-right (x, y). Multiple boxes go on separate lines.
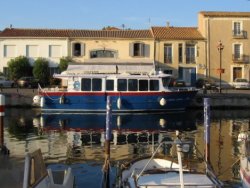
top-left (33, 112), bottom-right (196, 159)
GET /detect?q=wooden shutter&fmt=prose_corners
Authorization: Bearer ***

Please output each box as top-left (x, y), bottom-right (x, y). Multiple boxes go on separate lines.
top-left (81, 43), bottom-right (85, 56)
top-left (129, 43), bottom-right (134, 56)
top-left (144, 44), bottom-right (150, 57)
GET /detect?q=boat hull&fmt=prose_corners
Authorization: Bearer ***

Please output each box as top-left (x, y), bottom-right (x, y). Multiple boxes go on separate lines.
top-left (40, 90), bottom-right (197, 113)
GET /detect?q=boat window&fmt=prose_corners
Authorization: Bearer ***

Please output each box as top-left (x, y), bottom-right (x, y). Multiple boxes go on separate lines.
top-left (150, 80), bottom-right (159, 91)
top-left (118, 79), bottom-right (127, 91)
top-left (106, 80), bottom-right (114, 91)
top-left (139, 80), bottom-right (148, 91)
top-left (81, 78), bottom-right (91, 91)
top-left (128, 79), bottom-right (138, 91)
top-left (162, 77), bottom-right (171, 87)
top-left (92, 78), bottom-right (102, 91)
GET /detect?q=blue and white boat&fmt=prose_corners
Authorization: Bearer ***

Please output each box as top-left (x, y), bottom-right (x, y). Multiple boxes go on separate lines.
top-left (33, 71), bottom-right (197, 113)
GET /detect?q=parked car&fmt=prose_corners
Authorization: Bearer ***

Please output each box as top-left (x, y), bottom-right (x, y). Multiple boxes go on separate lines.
top-left (231, 78), bottom-right (250, 89)
top-left (173, 79), bottom-right (186, 87)
top-left (17, 77), bottom-right (39, 88)
top-left (195, 78), bottom-right (217, 90)
top-left (0, 76), bottom-right (15, 88)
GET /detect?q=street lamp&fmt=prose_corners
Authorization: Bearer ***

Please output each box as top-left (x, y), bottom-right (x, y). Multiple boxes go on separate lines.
top-left (217, 41), bottom-right (224, 93)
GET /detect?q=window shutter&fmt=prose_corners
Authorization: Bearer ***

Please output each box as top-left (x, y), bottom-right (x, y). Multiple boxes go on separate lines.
top-left (71, 43), bottom-right (75, 57)
top-left (144, 44), bottom-right (150, 57)
top-left (81, 43), bottom-right (85, 56)
top-left (129, 43), bottom-right (134, 56)
top-left (140, 43), bottom-right (145, 56)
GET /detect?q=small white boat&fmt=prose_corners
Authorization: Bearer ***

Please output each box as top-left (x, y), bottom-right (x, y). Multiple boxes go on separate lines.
top-left (23, 149), bottom-right (74, 188)
top-left (117, 131), bottom-right (222, 188)
top-left (238, 132), bottom-right (250, 188)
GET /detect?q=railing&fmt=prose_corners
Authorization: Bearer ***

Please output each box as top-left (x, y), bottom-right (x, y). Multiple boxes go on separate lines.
top-left (232, 54), bottom-right (250, 63)
top-left (186, 55), bottom-right (196, 64)
top-left (232, 30), bottom-right (247, 39)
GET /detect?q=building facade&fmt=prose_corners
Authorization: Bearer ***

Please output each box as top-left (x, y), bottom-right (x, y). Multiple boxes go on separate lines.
top-left (0, 11), bottom-right (250, 86)
top-left (198, 11), bottom-right (250, 84)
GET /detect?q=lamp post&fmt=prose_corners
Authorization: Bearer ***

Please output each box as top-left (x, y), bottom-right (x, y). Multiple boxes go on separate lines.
top-left (217, 41), bottom-right (224, 93)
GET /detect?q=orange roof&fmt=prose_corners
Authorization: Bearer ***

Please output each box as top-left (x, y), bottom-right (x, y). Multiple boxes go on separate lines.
top-left (151, 27), bottom-right (204, 40)
top-left (0, 28), bottom-right (153, 39)
top-left (200, 11), bottom-right (250, 17)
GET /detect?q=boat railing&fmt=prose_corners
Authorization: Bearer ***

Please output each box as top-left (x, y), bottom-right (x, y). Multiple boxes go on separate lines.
top-left (38, 84), bottom-right (67, 93)
top-left (135, 136), bottom-right (193, 182)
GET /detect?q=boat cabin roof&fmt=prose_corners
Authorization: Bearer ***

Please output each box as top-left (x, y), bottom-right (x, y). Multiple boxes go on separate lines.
top-left (54, 72), bottom-right (173, 80)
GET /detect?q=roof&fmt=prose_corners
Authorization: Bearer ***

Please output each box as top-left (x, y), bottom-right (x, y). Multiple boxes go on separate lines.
top-left (151, 27), bottom-right (204, 40)
top-left (0, 28), bottom-right (153, 39)
top-left (200, 11), bottom-right (250, 18)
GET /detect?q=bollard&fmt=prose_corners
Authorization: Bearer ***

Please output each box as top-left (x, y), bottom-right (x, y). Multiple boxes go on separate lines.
top-left (0, 94), bottom-right (5, 154)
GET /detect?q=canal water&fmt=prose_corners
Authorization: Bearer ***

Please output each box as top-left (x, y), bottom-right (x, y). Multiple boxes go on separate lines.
top-left (0, 108), bottom-right (249, 187)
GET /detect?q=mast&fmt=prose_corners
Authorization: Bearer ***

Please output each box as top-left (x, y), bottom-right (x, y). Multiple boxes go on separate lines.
top-left (102, 96), bottom-right (112, 188)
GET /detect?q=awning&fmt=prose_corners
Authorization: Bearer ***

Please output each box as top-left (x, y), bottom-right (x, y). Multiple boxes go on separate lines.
top-left (65, 61), bottom-right (155, 74)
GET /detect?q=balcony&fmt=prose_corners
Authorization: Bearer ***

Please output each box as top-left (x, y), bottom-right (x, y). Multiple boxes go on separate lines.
top-left (232, 54), bottom-right (249, 63)
top-left (232, 30), bottom-right (247, 39)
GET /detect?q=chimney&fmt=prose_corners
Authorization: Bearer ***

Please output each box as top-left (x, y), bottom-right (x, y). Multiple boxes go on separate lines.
top-left (166, 21), bottom-right (170, 27)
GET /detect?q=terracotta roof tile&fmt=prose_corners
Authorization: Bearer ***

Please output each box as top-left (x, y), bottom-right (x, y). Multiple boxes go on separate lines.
top-left (200, 11), bottom-right (250, 17)
top-left (151, 27), bottom-right (204, 40)
top-left (0, 28), bottom-right (153, 39)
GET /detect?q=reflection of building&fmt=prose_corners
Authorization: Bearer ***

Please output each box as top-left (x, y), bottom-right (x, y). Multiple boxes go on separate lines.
top-left (1, 11), bottom-right (249, 84)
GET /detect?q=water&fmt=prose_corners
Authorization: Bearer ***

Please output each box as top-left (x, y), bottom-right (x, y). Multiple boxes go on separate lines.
top-left (1, 108), bottom-right (250, 187)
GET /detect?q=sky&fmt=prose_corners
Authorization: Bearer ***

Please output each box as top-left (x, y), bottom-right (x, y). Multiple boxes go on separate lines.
top-left (0, 0), bottom-right (250, 31)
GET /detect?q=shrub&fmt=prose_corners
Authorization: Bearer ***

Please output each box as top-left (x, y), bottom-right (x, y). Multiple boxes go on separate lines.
top-left (59, 57), bottom-right (70, 72)
top-left (33, 58), bottom-right (49, 86)
top-left (7, 56), bottom-right (32, 80)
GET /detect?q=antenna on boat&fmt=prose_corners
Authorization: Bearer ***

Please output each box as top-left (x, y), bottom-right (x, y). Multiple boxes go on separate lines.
top-left (102, 96), bottom-right (112, 188)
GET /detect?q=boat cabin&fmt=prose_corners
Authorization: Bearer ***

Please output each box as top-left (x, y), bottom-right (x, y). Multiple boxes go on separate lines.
top-left (55, 73), bottom-right (178, 93)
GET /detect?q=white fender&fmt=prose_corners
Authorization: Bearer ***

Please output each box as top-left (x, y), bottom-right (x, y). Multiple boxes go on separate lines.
top-left (33, 95), bottom-right (41, 104)
top-left (117, 116), bottom-right (121, 128)
top-left (238, 132), bottom-right (249, 142)
top-left (159, 118), bottom-right (166, 127)
top-left (59, 96), bottom-right (65, 104)
top-left (40, 97), bottom-right (45, 107)
top-left (40, 116), bottom-right (44, 127)
top-left (117, 97), bottom-right (122, 109)
top-left (159, 98), bottom-right (166, 106)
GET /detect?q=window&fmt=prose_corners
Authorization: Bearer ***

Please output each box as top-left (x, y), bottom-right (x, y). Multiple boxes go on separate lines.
top-left (164, 44), bottom-right (172, 64)
top-left (90, 50), bottom-right (116, 58)
top-left (163, 70), bottom-right (173, 75)
top-left (139, 80), bottom-right (148, 91)
top-left (118, 79), bottom-right (127, 91)
top-left (81, 78), bottom-right (91, 91)
top-left (186, 44), bottom-right (195, 64)
top-left (73, 43), bottom-right (81, 56)
top-left (4, 45), bottom-right (16, 57)
top-left (106, 80), bottom-right (114, 91)
top-left (128, 79), bottom-right (138, 91)
top-left (129, 42), bottom-right (150, 57)
top-left (234, 44), bottom-right (241, 59)
top-left (134, 43), bottom-right (144, 56)
top-left (49, 45), bottom-right (61, 57)
top-left (233, 22), bottom-right (241, 36)
top-left (150, 80), bottom-right (159, 91)
top-left (178, 44), bottom-right (183, 63)
top-left (26, 45), bottom-right (38, 57)
top-left (49, 67), bottom-right (59, 76)
top-left (92, 78), bottom-right (102, 91)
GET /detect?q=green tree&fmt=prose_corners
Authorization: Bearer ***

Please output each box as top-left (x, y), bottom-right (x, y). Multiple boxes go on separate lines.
top-left (7, 56), bottom-right (31, 80)
top-left (59, 57), bottom-right (70, 72)
top-left (33, 58), bottom-right (49, 86)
